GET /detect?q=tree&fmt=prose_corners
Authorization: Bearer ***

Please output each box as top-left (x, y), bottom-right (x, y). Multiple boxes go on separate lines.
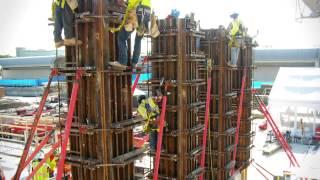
top-left (0, 54), bottom-right (11, 58)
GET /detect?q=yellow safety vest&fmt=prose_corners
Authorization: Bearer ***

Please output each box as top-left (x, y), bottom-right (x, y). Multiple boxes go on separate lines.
top-left (48, 157), bottom-right (57, 170)
top-left (128, 0), bottom-right (151, 10)
top-left (141, 0), bottom-right (151, 8)
top-left (110, 0), bottom-right (151, 33)
top-left (55, 0), bottom-right (66, 8)
top-left (230, 19), bottom-right (242, 36)
top-left (32, 160), bottom-right (50, 180)
top-left (138, 97), bottom-right (159, 132)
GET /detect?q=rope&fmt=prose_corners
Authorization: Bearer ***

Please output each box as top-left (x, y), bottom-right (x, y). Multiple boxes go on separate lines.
top-left (56, 48), bottom-right (66, 178)
top-left (110, 8), bottom-right (130, 33)
top-left (147, 33), bottom-right (150, 97)
top-left (146, 27), bottom-right (152, 176)
top-left (207, 71), bottom-right (214, 178)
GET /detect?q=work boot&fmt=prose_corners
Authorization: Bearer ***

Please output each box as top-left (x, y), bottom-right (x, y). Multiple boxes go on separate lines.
top-left (64, 38), bottom-right (82, 46)
top-left (108, 61), bottom-right (127, 70)
top-left (227, 62), bottom-right (237, 68)
top-left (55, 41), bottom-right (64, 48)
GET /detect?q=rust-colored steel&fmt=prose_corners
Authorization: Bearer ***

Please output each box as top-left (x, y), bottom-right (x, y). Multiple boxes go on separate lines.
top-left (61, 0), bottom-right (144, 179)
top-left (200, 29), bottom-right (253, 179)
top-left (149, 17), bottom-right (206, 179)
top-left (231, 37), bottom-right (254, 172)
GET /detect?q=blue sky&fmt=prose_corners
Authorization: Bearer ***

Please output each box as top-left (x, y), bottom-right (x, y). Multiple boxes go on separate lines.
top-left (0, 0), bottom-right (320, 55)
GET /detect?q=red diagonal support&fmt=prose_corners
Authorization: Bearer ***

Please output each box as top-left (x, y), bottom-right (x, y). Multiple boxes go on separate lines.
top-left (56, 69), bottom-right (83, 179)
top-left (251, 162), bottom-right (268, 180)
top-left (231, 68), bottom-right (247, 176)
top-left (199, 77), bottom-right (212, 180)
top-left (153, 90), bottom-right (168, 180)
top-left (132, 56), bottom-right (148, 94)
top-left (253, 160), bottom-right (275, 177)
top-left (14, 68), bottom-right (58, 180)
top-left (26, 139), bottom-right (61, 180)
top-left (255, 94), bottom-right (300, 167)
top-left (22, 130), bottom-right (55, 170)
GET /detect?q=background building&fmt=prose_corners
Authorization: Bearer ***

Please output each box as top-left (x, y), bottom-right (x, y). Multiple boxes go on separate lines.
top-left (0, 56), bottom-right (54, 80)
top-left (15, 47), bottom-right (64, 57)
top-left (254, 48), bottom-right (320, 82)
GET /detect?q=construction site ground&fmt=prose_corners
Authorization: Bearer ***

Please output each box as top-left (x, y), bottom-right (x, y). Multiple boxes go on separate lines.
top-left (1, 95), bottom-right (319, 179)
top-left (247, 118), bottom-right (320, 179)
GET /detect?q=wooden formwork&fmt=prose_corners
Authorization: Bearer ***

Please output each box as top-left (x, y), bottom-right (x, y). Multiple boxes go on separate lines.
top-left (149, 17), bottom-right (206, 179)
top-left (200, 28), bottom-right (237, 180)
top-left (231, 37), bottom-right (254, 171)
top-left (61, 0), bottom-right (144, 179)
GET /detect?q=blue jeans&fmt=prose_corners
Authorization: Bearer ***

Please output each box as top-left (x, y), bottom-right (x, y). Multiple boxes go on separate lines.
top-left (117, 6), bottom-right (150, 66)
top-left (53, 4), bottom-right (74, 42)
top-left (231, 47), bottom-right (240, 65)
top-left (230, 38), bottom-right (244, 65)
top-left (149, 131), bottom-right (158, 150)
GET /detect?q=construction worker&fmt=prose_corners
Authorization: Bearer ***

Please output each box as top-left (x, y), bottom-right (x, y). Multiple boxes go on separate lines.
top-left (53, 0), bottom-right (82, 48)
top-left (48, 152), bottom-right (57, 178)
top-left (227, 12), bottom-right (245, 67)
top-left (31, 151), bottom-right (50, 180)
top-left (109, 0), bottom-right (152, 70)
top-left (137, 95), bottom-right (160, 151)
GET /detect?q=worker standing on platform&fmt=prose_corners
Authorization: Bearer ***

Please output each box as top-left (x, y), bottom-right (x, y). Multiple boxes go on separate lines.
top-left (109, 0), bottom-right (152, 70)
top-left (137, 95), bottom-right (160, 151)
top-left (53, 0), bottom-right (82, 48)
top-left (227, 12), bottom-right (245, 67)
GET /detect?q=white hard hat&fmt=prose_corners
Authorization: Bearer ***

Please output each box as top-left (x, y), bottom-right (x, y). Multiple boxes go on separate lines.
top-left (34, 150), bottom-right (45, 160)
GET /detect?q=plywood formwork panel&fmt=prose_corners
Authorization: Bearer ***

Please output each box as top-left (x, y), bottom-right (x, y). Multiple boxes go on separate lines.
top-left (200, 28), bottom-right (253, 179)
top-left (149, 17), bottom-right (206, 179)
top-left (231, 37), bottom-right (254, 171)
top-left (61, 0), bottom-right (143, 179)
top-left (200, 29), bottom-right (237, 180)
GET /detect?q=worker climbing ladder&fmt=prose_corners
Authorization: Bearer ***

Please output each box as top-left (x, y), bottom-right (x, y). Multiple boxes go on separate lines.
top-left (13, 68), bottom-right (84, 180)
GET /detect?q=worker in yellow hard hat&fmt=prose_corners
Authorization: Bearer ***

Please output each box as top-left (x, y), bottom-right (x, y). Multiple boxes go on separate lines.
top-left (109, 0), bottom-right (152, 70)
top-left (227, 12), bottom-right (245, 67)
top-left (137, 95), bottom-right (160, 151)
top-left (52, 0), bottom-right (82, 48)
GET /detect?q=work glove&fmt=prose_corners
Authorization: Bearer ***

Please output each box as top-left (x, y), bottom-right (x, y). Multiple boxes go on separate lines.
top-left (150, 14), bottom-right (160, 38)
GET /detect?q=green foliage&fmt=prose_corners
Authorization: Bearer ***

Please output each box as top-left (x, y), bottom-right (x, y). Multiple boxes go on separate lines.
top-left (0, 54), bottom-right (11, 58)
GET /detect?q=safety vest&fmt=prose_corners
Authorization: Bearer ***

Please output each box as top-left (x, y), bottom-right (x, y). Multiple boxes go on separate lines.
top-left (55, 0), bottom-right (66, 8)
top-left (141, 0), bottom-right (151, 8)
top-left (32, 160), bottom-right (50, 180)
top-left (138, 97), bottom-right (159, 132)
top-left (48, 156), bottom-right (57, 171)
top-left (128, 0), bottom-right (151, 11)
top-left (110, 0), bottom-right (151, 33)
top-left (230, 19), bottom-right (243, 36)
